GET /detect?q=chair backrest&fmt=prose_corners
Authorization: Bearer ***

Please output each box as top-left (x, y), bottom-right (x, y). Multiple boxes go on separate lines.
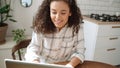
top-left (12, 39), bottom-right (31, 60)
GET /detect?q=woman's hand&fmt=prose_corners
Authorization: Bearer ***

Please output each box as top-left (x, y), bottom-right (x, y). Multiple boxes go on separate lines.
top-left (32, 59), bottom-right (40, 63)
top-left (54, 61), bottom-right (74, 68)
top-left (65, 64), bottom-right (74, 68)
top-left (54, 61), bottom-right (69, 65)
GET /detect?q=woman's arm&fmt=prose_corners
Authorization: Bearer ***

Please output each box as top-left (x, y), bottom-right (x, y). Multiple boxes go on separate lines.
top-left (24, 31), bottom-right (42, 62)
top-left (68, 24), bottom-right (85, 68)
top-left (55, 24), bottom-right (85, 68)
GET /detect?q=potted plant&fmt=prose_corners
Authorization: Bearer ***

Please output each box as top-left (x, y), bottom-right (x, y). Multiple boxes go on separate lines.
top-left (0, 0), bottom-right (16, 44)
top-left (12, 29), bottom-right (26, 43)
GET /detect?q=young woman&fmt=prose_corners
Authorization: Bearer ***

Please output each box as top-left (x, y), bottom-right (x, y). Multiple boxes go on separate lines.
top-left (25, 0), bottom-right (85, 68)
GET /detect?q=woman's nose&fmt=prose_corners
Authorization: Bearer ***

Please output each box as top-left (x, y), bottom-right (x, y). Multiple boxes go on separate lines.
top-left (56, 13), bottom-right (61, 20)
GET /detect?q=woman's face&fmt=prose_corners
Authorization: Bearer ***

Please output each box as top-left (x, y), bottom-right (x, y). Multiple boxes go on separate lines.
top-left (50, 1), bottom-right (71, 30)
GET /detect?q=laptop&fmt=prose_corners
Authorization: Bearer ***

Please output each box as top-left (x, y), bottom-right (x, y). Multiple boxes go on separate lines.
top-left (5, 59), bottom-right (71, 68)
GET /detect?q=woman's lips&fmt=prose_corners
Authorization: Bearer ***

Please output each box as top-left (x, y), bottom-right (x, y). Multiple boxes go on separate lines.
top-left (55, 20), bottom-right (62, 24)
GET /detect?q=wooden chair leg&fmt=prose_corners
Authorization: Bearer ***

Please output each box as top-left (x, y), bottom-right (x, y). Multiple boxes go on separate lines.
top-left (18, 49), bottom-right (22, 60)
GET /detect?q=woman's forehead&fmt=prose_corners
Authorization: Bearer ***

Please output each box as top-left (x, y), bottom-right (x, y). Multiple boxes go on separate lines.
top-left (50, 1), bottom-right (70, 11)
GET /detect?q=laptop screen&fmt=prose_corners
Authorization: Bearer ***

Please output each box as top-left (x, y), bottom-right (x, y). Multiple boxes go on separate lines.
top-left (5, 59), bottom-right (71, 68)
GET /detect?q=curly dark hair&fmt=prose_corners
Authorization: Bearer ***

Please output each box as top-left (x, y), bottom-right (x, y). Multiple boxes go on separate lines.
top-left (33, 0), bottom-right (83, 34)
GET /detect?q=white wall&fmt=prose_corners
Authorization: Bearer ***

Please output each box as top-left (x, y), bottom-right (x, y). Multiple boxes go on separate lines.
top-left (7, 0), bottom-right (43, 36)
top-left (77, 0), bottom-right (120, 15)
top-left (6, 0), bottom-right (120, 36)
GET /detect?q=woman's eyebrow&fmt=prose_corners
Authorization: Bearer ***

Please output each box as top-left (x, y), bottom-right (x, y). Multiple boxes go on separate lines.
top-left (51, 9), bottom-right (67, 12)
top-left (51, 9), bottom-right (56, 11)
top-left (61, 10), bottom-right (67, 12)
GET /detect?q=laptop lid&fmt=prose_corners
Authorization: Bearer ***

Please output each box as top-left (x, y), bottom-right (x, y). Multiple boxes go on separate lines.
top-left (5, 59), bottom-right (71, 68)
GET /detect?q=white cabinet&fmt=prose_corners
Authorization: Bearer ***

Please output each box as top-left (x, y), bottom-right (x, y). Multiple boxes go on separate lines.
top-left (0, 37), bottom-right (15, 68)
top-left (84, 20), bottom-right (120, 65)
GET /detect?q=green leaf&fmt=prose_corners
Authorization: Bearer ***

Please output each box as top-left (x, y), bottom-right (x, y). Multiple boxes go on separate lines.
top-left (0, 5), bottom-right (10, 14)
top-left (7, 15), bottom-right (12, 17)
top-left (12, 29), bottom-right (26, 43)
top-left (9, 19), bottom-right (17, 22)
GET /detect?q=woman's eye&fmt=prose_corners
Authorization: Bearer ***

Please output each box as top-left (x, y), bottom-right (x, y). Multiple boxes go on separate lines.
top-left (61, 13), bottom-right (66, 15)
top-left (52, 12), bottom-right (57, 14)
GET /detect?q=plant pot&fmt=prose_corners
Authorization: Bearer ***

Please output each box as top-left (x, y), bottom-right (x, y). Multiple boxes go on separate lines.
top-left (0, 23), bottom-right (8, 45)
